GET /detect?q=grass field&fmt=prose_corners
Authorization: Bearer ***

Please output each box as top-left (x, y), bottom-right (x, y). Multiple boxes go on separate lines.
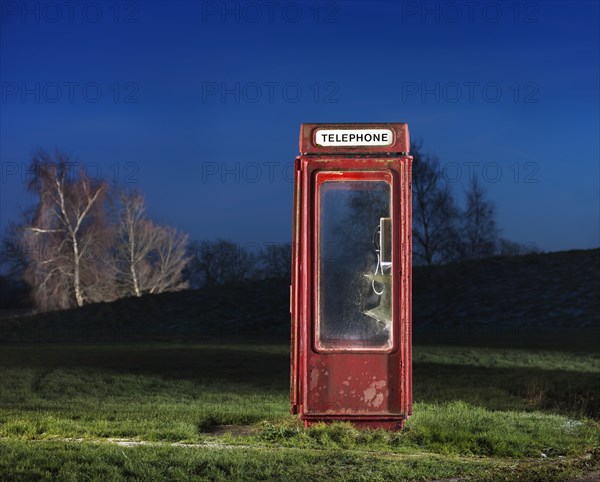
top-left (0, 342), bottom-right (598, 481)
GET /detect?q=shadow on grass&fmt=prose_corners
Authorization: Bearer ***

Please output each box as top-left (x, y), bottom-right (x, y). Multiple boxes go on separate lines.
top-left (414, 362), bottom-right (599, 418)
top-left (1, 343), bottom-right (597, 418)
top-left (413, 327), bottom-right (600, 353)
top-left (0, 344), bottom-right (290, 391)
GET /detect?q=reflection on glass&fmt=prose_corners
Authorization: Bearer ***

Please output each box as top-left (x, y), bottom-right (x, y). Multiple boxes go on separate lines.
top-left (318, 180), bottom-right (392, 349)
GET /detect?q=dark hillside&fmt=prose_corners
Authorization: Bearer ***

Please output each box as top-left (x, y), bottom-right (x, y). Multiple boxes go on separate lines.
top-left (0, 280), bottom-right (290, 343)
top-left (1, 249), bottom-right (598, 346)
top-left (414, 249), bottom-right (598, 329)
top-left (412, 249), bottom-right (599, 348)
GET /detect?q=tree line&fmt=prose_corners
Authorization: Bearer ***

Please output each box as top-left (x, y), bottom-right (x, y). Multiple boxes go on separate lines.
top-left (1, 146), bottom-right (537, 311)
top-left (411, 141), bottom-right (538, 265)
top-left (0, 150), bottom-right (293, 311)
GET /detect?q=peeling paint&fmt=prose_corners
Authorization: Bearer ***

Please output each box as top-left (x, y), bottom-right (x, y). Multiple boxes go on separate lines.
top-left (363, 380), bottom-right (387, 408)
top-left (310, 368), bottom-right (319, 390)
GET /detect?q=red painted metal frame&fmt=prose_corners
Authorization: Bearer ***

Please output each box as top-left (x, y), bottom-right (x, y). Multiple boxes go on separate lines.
top-left (291, 123), bottom-right (413, 430)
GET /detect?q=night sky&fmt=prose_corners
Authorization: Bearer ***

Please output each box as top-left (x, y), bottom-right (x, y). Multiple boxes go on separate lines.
top-left (1, 0), bottom-right (598, 252)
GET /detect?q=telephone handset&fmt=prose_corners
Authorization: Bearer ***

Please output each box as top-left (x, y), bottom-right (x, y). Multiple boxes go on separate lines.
top-left (364, 217), bottom-right (392, 324)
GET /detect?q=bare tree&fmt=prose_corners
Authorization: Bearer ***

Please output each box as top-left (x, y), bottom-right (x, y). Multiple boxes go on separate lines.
top-left (1, 220), bottom-right (29, 280)
top-left (215, 240), bottom-right (257, 285)
top-left (113, 189), bottom-right (189, 296)
top-left (188, 239), bottom-right (256, 286)
top-left (22, 150), bottom-right (115, 310)
top-left (461, 175), bottom-right (499, 259)
top-left (497, 238), bottom-right (541, 257)
top-left (411, 141), bottom-right (460, 265)
top-left (186, 240), bottom-right (217, 288)
top-left (1, 221), bottom-right (32, 309)
top-left (259, 243), bottom-right (292, 280)
top-left (144, 225), bottom-right (190, 294)
top-left (113, 189), bottom-right (153, 297)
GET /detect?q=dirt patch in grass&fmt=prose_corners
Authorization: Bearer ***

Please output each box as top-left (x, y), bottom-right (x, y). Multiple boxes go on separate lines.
top-left (201, 424), bottom-right (259, 437)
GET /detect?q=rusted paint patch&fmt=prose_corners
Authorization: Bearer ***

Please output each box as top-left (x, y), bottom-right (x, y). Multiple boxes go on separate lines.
top-left (310, 368), bottom-right (319, 390)
top-left (364, 380), bottom-right (387, 408)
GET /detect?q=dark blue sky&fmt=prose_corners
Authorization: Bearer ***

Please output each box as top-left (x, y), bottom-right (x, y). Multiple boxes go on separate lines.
top-left (1, 0), bottom-right (598, 252)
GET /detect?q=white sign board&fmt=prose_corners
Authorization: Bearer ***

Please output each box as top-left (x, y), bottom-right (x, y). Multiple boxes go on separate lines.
top-left (315, 128), bottom-right (394, 147)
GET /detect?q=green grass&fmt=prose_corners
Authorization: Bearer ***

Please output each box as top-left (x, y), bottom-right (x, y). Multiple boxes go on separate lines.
top-left (413, 345), bottom-right (600, 417)
top-left (1, 439), bottom-right (563, 482)
top-left (0, 344), bottom-right (289, 441)
top-left (0, 343), bottom-right (598, 481)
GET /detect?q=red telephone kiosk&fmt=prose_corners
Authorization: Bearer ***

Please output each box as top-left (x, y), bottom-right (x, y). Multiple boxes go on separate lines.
top-left (290, 123), bottom-right (413, 430)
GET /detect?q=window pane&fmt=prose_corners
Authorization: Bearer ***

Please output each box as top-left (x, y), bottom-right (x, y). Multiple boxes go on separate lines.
top-left (318, 180), bottom-right (392, 349)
